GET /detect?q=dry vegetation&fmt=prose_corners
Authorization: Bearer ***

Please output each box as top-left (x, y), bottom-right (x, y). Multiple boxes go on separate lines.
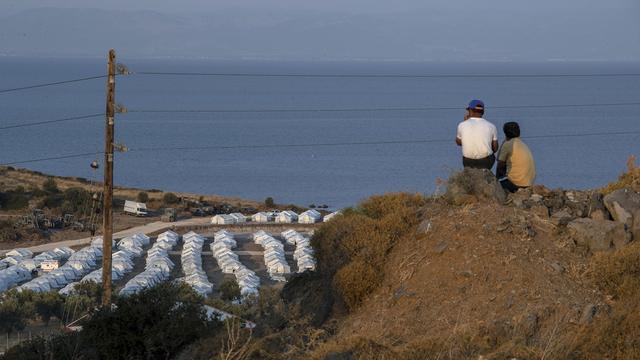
top-left (178, 161), bottom-right (640, 360)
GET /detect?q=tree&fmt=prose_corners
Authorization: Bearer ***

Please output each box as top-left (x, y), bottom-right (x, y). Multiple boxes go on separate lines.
top-left (264, 197), bottom-right (275, 208)
top-left (0, 296), bottom-right (32, 334)
top-left (82, 282), bottom-right (217, 359)
top-left (42, 178), bottom-right (59, 193)
top-left (219, 279), bottom-right (241, 301)
top-left (137, 191), bottom-right (149, 203)
top-left (163, 192), bottom-right (179, 205)
top-left (33, 291), bottom-right (65, 325)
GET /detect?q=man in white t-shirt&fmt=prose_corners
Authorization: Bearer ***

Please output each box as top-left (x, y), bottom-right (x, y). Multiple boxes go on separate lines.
top-left (455, 100), bottom-right (498, 170)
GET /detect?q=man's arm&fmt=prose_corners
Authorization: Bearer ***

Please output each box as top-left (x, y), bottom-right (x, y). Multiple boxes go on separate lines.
top-left (456, 137), bottom-right (462, 146)
top-left (496, 160), bottom-right (507, 178)
top-left (492, 140), bottom-right (499, 153)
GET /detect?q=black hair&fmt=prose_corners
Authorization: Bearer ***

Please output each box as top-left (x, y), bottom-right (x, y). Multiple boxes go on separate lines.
top-left (468, 108), bottom-right (485, 116)
top-left (503, 122), bottom-right (520, 139)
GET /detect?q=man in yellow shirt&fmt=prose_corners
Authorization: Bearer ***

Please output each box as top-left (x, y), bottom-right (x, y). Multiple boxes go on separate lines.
top-left (496, 122), bottom-right (536, 193)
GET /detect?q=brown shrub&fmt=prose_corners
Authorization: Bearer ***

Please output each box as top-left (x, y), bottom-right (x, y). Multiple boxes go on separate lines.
top-left (310, 193), bottom-right (425, 312)
top-left (333, 259), bottom-right (380, 311)
top-left (602, 155), bottom-right (640, 194)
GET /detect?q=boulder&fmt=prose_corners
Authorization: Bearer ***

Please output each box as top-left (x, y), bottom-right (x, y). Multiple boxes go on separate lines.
top-left (565, 191), bottom-right (590, 217)
top-left (589, 193), bottom-right (611, 221)
top-left (445, 168), bottom-right (506, 205)
top-left (543, 190), bottom-right (566, 213)
top-left (567, 218), bottom-right (628, 251)
top-left (603, 188), bottom-right (640, 227)
top-left (550, 209), bottom-right (574, 226)
top-left (530, 204), bottom-right (550, 219)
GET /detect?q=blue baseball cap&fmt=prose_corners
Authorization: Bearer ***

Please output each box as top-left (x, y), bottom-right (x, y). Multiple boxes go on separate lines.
top-left (467, 100), bottom-right (485, 110)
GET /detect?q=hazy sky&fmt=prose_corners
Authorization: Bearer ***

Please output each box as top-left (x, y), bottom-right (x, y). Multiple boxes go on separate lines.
top-left (1, 0), bottom-right (639, 60)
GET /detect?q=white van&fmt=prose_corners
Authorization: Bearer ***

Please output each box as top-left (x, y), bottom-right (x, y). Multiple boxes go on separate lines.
top-left (124, 200), bottom-right (148, 217)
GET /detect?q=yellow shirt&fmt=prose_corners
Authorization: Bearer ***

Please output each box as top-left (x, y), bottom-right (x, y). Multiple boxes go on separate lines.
top-left (498, 138), bottom-right (536, 187)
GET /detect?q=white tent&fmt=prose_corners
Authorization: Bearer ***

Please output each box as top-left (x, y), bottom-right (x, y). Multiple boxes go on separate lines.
top-left (251, 212), bottom-right (273, 223)
top-left (211, 214), bottom-right (237, 225)
top-left (229, 213), bottom-right (247, 223)
top-left (299, 209), bottom-right (322, 224)
top-left (275, 211), bottom-right (298, 224)
top-left (323, 211), bottom-right (342, 222)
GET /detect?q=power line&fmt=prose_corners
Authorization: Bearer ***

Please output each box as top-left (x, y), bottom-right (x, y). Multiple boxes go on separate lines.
top-left (0, 75), bottom-right (107, 95)
top-left (0, 152), bottom-right (102, 166)
top-left (128, 101), bottom-right (640, 115)
top-left (135, 71), bottom-right (640, 79)
top-left (0, 113), bottom-right (103, 130)
top-left (3, 129), bottom-right (639, 166)
top-left (129, 129), bottom-right (640, 152)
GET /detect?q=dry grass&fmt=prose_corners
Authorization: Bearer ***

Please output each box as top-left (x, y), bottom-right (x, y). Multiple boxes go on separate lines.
top-left (601, 155), bottom-right (640, 194)
top-left (312, 193), bottom-right (426, 310)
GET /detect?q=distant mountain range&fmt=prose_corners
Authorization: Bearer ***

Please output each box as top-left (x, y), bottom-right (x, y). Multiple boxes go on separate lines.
top-left (0, 7), bottom-right (638, 61)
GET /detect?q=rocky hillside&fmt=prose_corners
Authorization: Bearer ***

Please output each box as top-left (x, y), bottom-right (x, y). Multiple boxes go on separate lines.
top-left (183, 161), bottom-right (640, 359)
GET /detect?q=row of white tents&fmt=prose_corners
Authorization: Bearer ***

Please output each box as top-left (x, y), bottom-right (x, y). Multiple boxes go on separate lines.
top-left (177, 232), bottom-right (213, 297)
top-left (214, 209), bottom-right (341, 225)
top-left (211, 213), bottom-right (247, 225)
top-left (17, 243), bottom-right (103, 293)
top-left (281, 230), bottom-right (316, 272)
top-left (253, 231), bottom-right (290, 282)
top-left (119, 231), bottom-right (180, 296)
top-left (6, 247), bottom-right (76, 293)
top-left (60, 233), bottom-right (150, 295)
top-left (211, 230), bottom-right (260, 298)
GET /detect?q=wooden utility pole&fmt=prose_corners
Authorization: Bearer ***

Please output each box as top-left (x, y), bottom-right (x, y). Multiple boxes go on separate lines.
top-left (102, 49), bottom-right (116, 306)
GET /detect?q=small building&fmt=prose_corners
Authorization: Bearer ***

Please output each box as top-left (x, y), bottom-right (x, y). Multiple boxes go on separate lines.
top-left (211, 214), bottom-right (237, 225)
top-left (40, 260), bottom-right (60, 272)
top-left (251, 212), bottom-right (273, 223)
top-left (298, 209), bottom-right (322, 224)
top-left (275, 210), bottom-right (298, 224)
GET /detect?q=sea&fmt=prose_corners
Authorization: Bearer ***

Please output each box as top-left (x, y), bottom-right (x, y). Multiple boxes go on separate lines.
top-left (1, 57), bottom-right (639, 209)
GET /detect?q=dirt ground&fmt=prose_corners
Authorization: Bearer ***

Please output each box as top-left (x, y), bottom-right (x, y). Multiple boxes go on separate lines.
top-left (316, 200), bottom-right (604, 358)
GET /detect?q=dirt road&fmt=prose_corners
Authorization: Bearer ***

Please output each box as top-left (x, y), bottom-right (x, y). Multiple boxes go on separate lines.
top-left (0, 217), bottom-right (211, 257)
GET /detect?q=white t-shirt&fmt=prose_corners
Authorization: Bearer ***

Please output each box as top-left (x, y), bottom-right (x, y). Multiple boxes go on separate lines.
top-left (456, 117), bottom-right (498, 159)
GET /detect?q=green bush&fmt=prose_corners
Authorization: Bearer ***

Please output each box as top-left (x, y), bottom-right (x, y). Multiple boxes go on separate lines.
top-left (2, 283), bottom-right (219, 360)
top-left (0, 191), bottom-right (29, 210)
top-left (42, 178), bottom-right (59, 193)
top-left (219, 279), bottom-right (241, 301)
top-left (264, 197), bottom-right (275, 208)
top-left (38, 193), bottom-right (64, 210)
top-left (137, 191), bottom-right (149, 203)
top-left (61, 187), bottom-right (91, 215)
top-left (163, 192), bottom-right (179, 204)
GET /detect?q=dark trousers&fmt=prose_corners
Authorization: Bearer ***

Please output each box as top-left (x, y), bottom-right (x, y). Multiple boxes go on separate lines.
top-left (462, 154), bottom-right (495, 170)
top-left (500, 178), bottom-right (522, 193)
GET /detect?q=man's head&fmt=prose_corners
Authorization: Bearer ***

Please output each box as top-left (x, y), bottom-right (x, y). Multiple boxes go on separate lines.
top-left (503, 121), bottom-right (521, 140)
top-left (467, 99), bottom-right (485, 117)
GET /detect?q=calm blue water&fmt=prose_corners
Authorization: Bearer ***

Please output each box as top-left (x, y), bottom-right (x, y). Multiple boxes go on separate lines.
top-left (1, 58), bottom-right (639, 208)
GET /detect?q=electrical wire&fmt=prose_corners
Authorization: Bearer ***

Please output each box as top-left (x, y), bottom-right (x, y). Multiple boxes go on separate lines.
top-left (135, 71), bottom-right (640, 79)
top-left (0, 113), bottom-right (104, 130)
top-left (0, 152), bottom-right (102, 166)
top-left (3, 129), bottom-right (638, 166)
top-left (0, 75), bottom-right (107, 95)
top-left (128, 101), bottom-right (640, 115)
